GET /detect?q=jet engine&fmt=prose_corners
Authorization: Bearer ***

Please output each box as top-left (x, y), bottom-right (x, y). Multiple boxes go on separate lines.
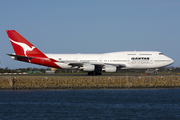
top-left (82, 64), bottom-right (95, 72)
top-left (104, 65), bottom-right (117, 72)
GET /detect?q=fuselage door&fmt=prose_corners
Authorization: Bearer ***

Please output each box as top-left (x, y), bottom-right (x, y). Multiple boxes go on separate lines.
top-left (149, 57), bottom-right (153, 64)
top-left (99, 58), bottom-right (103, 63)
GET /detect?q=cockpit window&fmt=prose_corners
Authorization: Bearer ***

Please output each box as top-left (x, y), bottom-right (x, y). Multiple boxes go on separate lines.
top-left (159, 53), bottom-right (163, 55)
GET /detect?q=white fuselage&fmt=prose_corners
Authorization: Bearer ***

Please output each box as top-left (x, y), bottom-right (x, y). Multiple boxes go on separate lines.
top-left (45, 51), bottom-right (174, 70)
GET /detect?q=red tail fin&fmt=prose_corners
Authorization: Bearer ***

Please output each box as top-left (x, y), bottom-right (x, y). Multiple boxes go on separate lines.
top-left (6, 30), bottom-right (47, 58)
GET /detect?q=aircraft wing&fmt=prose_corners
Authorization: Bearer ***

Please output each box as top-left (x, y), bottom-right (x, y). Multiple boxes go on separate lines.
top-left (104, 63), bottom-right (126, 67)
top-left (58, 60), bottom-right (126, 68)
top-left (58, 61), bottom-right (83, 66)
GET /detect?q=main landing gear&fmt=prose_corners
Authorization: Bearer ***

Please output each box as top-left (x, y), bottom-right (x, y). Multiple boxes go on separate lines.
top-left (87, 71), bottom-right (102, 75)
top-left (88, 72), bottom-right (94, 75)
top-left (87, 68), bottom-right (102, 76)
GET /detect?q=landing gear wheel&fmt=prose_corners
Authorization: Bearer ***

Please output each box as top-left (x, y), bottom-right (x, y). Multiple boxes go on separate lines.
top-left (154, 72), bottom-right (158, 75)
top-left (95, 68), bottom-right (102, 75)
top-left (88, 72), bottom-right (94, 76)
top-left (95, 72), bottom-right (102, 75)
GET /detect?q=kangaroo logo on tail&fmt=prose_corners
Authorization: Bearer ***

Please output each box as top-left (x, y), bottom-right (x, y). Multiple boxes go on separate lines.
top-left (10, 38), bottom-right (35, 56)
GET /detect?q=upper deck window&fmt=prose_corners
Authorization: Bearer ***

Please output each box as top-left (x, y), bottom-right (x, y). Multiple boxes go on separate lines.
top-left (159, 53), bottom-right (163, 55)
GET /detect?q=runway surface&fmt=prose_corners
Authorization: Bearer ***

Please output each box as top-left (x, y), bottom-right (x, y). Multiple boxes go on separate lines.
top-left (0, 73), bottom-right (179, 77)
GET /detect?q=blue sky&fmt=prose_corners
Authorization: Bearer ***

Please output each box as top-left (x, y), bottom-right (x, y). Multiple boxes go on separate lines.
top-left (0, 0), bottom-right (180, 69)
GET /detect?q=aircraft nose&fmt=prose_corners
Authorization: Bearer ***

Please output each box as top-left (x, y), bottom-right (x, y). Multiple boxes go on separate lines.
top-left (170, 59), bottom-right (174, 64)
top-left (168, 57), bottom-right (174, 65)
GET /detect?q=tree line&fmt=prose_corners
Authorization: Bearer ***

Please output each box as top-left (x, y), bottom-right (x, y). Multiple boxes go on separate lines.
top-left (0, 66), bottom-right (179, 73)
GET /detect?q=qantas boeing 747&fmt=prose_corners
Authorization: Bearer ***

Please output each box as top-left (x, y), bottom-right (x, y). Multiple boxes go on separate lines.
top-left (6, 30), bottom-right (174, 75)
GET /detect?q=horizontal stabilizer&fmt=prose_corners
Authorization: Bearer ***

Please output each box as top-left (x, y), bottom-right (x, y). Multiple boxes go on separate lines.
top-left (7, 54), bottom-right (34, 59)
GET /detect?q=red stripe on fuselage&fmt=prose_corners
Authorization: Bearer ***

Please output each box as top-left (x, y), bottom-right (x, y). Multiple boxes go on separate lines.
top-left (17, 56), bottom-right (62, 69)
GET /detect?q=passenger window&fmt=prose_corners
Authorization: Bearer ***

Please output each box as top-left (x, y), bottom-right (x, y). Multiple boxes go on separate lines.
top-left (159, 53), bottom-right (163, 55)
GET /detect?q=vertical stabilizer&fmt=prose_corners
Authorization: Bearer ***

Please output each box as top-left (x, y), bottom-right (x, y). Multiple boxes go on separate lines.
top-left (6, 30), bottom-right (47, 58)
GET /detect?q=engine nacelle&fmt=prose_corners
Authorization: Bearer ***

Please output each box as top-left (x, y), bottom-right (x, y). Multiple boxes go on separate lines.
top-left (104, 65), bottom-right (117, 72)
top-left (82, 64), bottom-right (95, 72)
